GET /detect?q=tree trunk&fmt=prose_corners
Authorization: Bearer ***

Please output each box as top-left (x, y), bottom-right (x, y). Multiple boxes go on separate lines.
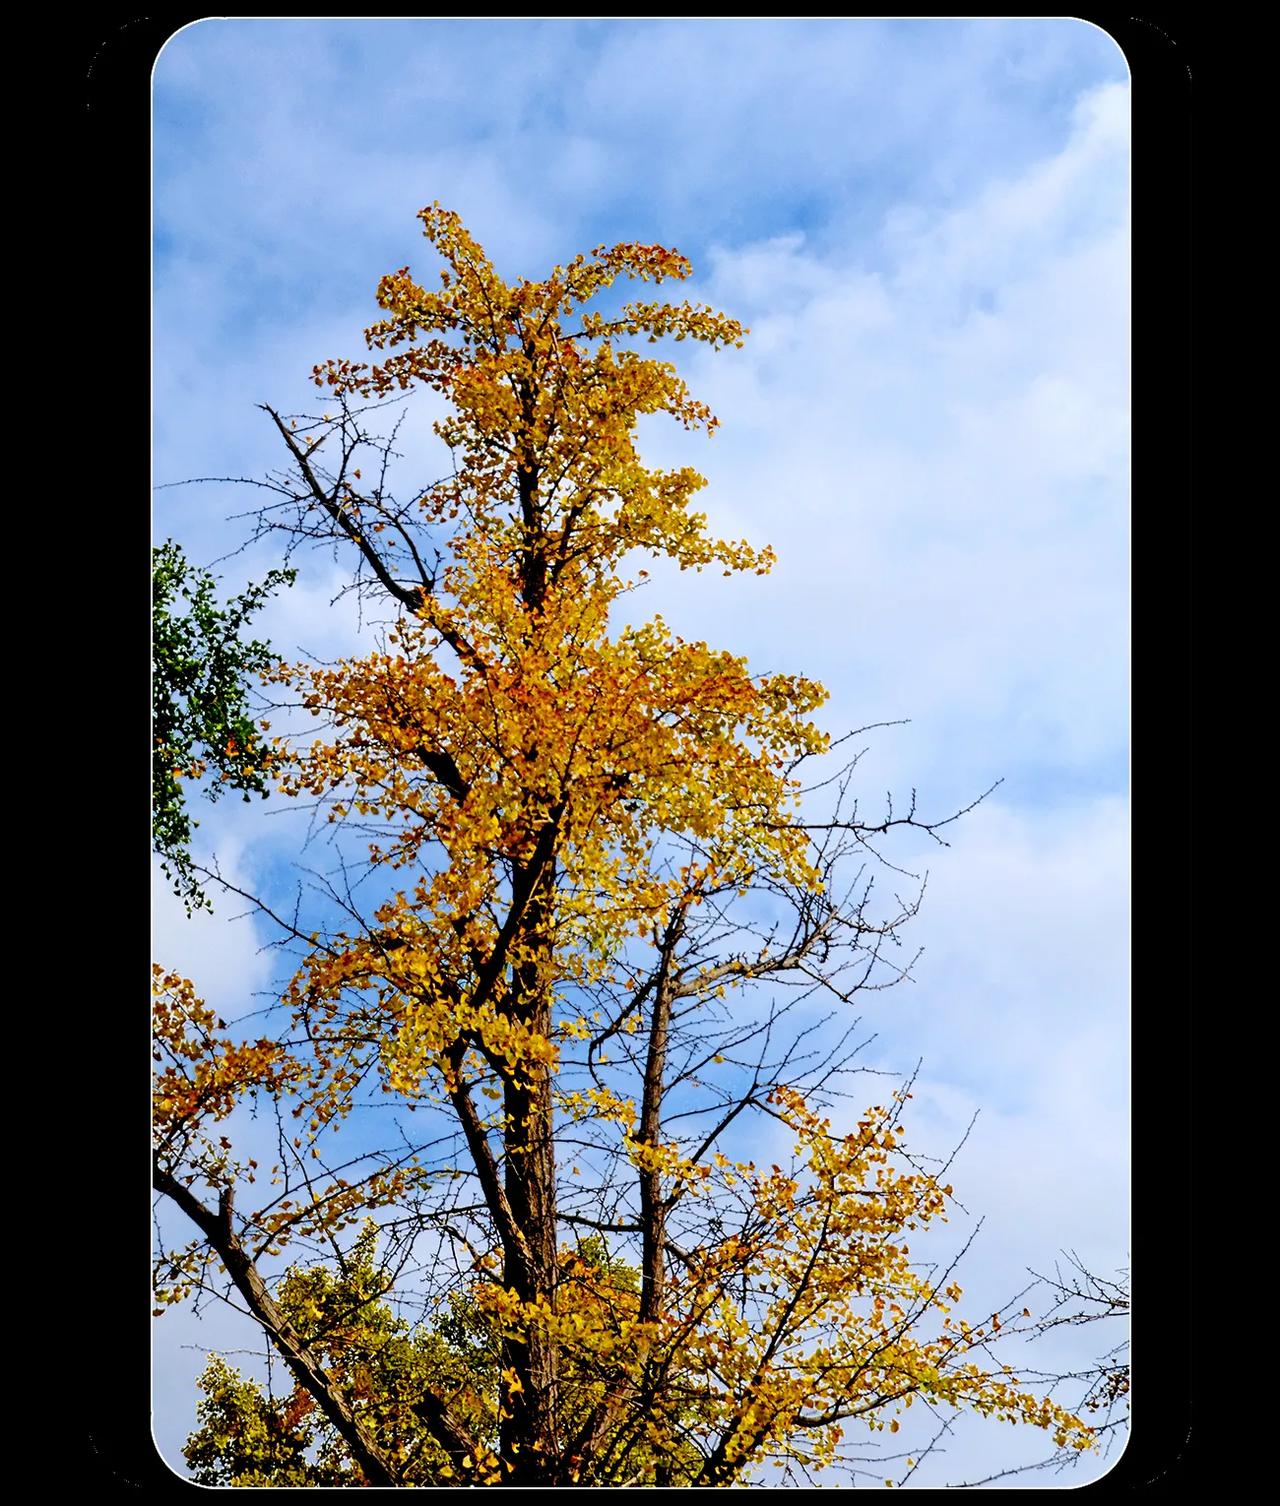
top-left (498, 873), bottom-right (561, 1482)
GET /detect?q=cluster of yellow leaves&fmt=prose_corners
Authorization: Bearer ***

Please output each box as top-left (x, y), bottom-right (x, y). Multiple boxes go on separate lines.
top-left (388, 1078), bottom-right (1093, 1481)
top-left (264, 208), bottom-right (836, 1104)
top-left (153, 965), bottom-right (302, 1150)
top-left (310, 204), bottom-right (773, 598)
top-left (449, 1083), bottom-right (1091, 1480)
top-left (637, 1087), bottom-right (1094, 1474)
top-left (474, 1280), bottom-right (649, 1364)
top-left (265, 598), bottom-right (829, 1109)
top-left (153, 968), bottom-right (416, 1272)
top-left (154, 1238), bottom-right (212, 1311)
top-left (252, 1166), bottom-right (413, 1256)
top-left (556, 1083), bottom-right (638, 1133)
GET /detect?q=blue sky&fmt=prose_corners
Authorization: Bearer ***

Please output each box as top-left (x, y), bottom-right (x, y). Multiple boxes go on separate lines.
top-left (153, 17), bottom-right (1130, 1487)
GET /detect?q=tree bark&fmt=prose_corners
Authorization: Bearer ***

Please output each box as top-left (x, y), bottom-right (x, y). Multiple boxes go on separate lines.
top-left (498, 868), bottom-right (561, 1483)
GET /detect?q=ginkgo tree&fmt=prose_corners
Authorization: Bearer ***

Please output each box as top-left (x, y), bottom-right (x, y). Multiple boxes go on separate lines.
top-left (153, 205), bottom-right (1095, 1487)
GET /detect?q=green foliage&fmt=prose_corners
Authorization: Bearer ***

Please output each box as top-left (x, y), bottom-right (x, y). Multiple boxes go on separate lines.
top-left (184, 1356), bottom-right (321, 1487)
top-left (185, 1223), bottom-right (491, 1486)
top-left (152, 541), bottom-right (295, 912)
top-left (183, 1225), bottom-right (692, 1487)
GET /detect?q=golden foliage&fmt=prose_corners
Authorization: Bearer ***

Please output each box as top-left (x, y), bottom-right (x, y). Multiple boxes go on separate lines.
top-left (154, 208), bottom-right (1093, 1485)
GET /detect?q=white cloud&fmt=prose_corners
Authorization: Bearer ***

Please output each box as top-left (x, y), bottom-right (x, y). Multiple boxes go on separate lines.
top-left (153, 842), bottom-right (276, 1023)
top-left (622, 78), bottom-right (1129, 817)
